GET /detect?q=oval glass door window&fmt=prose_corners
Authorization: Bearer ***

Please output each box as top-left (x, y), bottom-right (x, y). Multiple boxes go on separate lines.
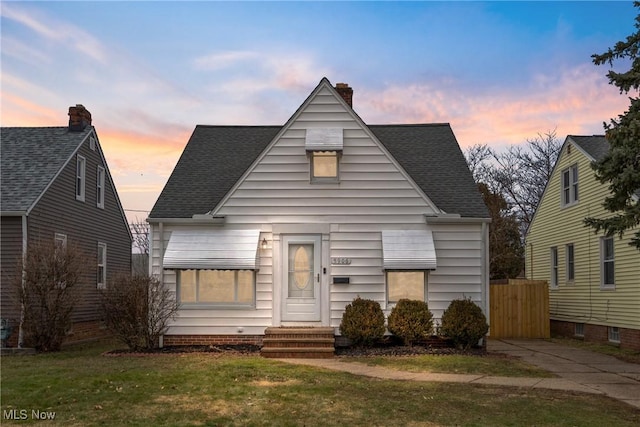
top-left (288, 244), bottom-right (314, 298)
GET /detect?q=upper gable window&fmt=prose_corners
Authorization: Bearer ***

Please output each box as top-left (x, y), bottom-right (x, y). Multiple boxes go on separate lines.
top-left (305, 128), bottom-right (343, 183)
top-left (89, 135), bottom-right (96, 151)
top-left (561, 164), bottom-right (578, 206)
top-left (76, 155), bottom-right (86, 202)
top-left (311, 151), bottom-right (339, 181)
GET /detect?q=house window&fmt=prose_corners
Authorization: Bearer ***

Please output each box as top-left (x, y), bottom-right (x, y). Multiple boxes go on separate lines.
top-left (601, 236), bottom-right (615, 288)
top-left (89, 135), bottom-right (96, 151)
top-left (76, 155), bottom-right (86, 201)
top-left (54, 233), bottom-right (67, 249)
top-left (608, 326), bottom-right (620, 343)
top-left (97, 166), bottom-right (105, 209)
top-left (566, 243), bottom-right (575, 282)
top-left (550, 247), bottom-right (558, 288)
top-left (310, 151), bottom-right (339, 181)
top-left (178, 270), bottom-right (255, 306)
top-left (97, 242), bottom-right (107, 289)
top-left (561, 165), bottom-right (578, 206)
top-left (387, 271), bottom-right (426, 303)
top-left (574, 323), bottom-right (584, 337)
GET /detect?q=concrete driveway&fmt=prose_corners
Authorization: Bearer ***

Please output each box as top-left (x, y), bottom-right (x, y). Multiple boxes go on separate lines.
top-left (488, 339), bottom-right (640, 409)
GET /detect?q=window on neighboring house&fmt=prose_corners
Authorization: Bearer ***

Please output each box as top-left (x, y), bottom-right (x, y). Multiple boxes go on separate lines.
top-left (608, 326), bottom-right (620, 343)
top-left (386, 271), bottom-right (426, 304)
top-left (566, 243), bottom-right (575, 282)
top-left (76, 155), bottom-right (86, 201)
top-left (601, 236), bottom-right (615, 288)
top-left (574, 323), bottom-right (584, 337)
top-left (550, 247), bottom-right (558, 288)
top-left (89, 135), bottom-right (96, 151)
top-left (561, 165), bottom-right (579, 206)
top-left (310, 151), bottom-right (339, 182)
top-left (97, 166), bottom-right (105, 209)
top-left (97, 242), bottom-right (107, 289)
top-left (178, 270), bottom-right (255, 306)
top-left (54, 233), bottom-right (67, 249)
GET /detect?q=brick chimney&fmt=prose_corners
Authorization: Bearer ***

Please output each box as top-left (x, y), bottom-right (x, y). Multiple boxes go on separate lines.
top-left (335, 83), bottom-right (353, 107)
top-left (68, 104), bottom-right (92, 131)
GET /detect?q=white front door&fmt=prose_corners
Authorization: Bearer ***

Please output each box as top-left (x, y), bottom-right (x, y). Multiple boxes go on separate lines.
top-left (282, 235), bottom-right (321, 322)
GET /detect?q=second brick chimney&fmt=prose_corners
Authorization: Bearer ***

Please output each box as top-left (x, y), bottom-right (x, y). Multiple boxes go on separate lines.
top-left (68, 104), bottom-right (92, 131)
top-left (335, 83), bottom-right (353, 107)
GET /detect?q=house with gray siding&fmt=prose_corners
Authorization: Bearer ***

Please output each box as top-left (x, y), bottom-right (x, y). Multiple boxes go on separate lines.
top-left (1, 105), bottom-right (132, 346)
top-left (148, 78), bottom-right (490, 354)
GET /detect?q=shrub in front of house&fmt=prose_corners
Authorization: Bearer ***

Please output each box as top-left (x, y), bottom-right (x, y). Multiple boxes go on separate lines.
top-left (339, 297), bottom-right (386, 347)
top-left (439, 298), bottom-right (489, 350)
top-left (100, 274), bottom-right (179, 351)
top-left (387, 299), bottom-right (434, 346)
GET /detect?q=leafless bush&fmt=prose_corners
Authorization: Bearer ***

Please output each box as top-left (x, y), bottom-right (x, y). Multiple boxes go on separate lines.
top-left (12, 239), bottom-right (87, 351)
top-left (100, 274), bottom-right (179, 351)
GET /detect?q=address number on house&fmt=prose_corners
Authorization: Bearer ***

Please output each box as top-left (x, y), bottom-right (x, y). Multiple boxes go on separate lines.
top-left (331, 257), bottom-right (352, 265)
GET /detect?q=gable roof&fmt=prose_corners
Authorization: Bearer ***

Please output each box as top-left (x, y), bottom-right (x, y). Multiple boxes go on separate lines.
top-left (1, 126), bottom-right (93, 213)
top-left (568, 135), bottom-right (609, 161)
top-left (149, 79), bottom-right (488, 220)
top-left (149, 123), bottom-right (488, 219)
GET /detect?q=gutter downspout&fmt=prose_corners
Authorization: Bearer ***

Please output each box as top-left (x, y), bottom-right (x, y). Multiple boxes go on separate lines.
top-left (158, 221), bottom-right (164, 348)
top-left (18, 214), bottom-right (27, 348)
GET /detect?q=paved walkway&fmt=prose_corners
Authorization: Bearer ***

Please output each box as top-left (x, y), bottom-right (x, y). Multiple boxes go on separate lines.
top-left (280, 338), bottom-right (640, 410)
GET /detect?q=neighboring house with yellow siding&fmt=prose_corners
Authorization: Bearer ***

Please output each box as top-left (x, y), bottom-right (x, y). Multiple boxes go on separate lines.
top-left (526, 135), bottom-right (640, 351)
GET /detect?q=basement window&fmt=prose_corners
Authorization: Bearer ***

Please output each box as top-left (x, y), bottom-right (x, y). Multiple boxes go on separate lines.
top-left (608, 326), bottom-right (620, 343)
top-left (574, 323), bottom-right (584, 337)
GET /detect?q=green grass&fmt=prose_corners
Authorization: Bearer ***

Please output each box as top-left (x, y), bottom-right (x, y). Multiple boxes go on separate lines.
top-left (550, 337), bottom-right (640, 364)
top-left (340, 353), bottom-right (555, 377)
top-left (1, 340), bottom-right (638, 426)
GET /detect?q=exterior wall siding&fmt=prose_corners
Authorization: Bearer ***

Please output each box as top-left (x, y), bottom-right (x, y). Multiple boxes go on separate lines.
top-left (526, 141), bottom-right (640, 336)
top-left (26, 132), bottom-right (131, 324)
top-left (153, 85), bottom-right (487, 337)
top-left (0, 216), bottom-right (24, 325)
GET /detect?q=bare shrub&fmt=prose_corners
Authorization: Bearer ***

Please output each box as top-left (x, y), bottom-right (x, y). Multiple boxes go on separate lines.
top-left (13, 239), bottom-right (87, 352)
top-left (100, 274), bottom-right (179, 351)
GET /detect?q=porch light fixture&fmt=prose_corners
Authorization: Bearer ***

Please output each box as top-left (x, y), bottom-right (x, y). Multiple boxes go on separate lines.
top-left (261, 238), bottom-right (268, 250)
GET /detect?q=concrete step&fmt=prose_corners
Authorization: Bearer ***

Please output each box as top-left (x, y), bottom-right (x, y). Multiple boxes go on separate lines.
top-left (261, 327), bottom-right (335, 358)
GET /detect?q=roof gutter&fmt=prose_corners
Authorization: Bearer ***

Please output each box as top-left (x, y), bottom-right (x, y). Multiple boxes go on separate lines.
top-left (425, 214), bottom-right (491, 224)
top-left (1, 211), bottom-right (27, 216)
top-left (146, 216), bottom-right (226, 225)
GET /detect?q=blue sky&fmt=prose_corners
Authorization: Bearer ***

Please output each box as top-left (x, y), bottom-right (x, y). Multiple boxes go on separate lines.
top-left (1, 1), bottom-right (636, 222)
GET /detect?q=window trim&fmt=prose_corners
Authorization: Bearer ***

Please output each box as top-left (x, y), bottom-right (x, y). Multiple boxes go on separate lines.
top-left (76, 155), bottom-right (86, 202)
top-left (550, 247), bottom-right (558, 289)
top-left (97, 242), bottom-right (107, 289)
top-left (309, 151), bottom-right (340, 183)
top-left (561, 164), bottom-right (579, 207)
top-left (96, 166), bottom-right (105, 209)
top-left (386, 270), bottom-right (427, 305)
top-left (177, 269), bottom-right (256, 308)
top-left (600, 236), bottom-right (615, 289)
top-left (565, 243), bottom-right (575, 283)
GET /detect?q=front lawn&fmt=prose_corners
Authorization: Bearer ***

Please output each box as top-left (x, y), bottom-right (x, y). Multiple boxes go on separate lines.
top-left (1, 340), bottom-right (638, 426)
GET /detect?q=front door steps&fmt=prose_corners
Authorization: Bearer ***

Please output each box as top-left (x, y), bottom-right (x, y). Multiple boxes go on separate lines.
top-left (261, 327), bottom-right (335, 358)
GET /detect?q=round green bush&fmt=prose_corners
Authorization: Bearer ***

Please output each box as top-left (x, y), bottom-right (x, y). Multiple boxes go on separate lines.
top-left (440, 298), bottom-right (489, 350)
top-left (387, 299), bottom-right (434, 346)
top-left (339, 297), bottom-right (386, 347)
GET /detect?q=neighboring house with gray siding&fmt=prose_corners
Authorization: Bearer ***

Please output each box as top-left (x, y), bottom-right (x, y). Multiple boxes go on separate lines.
top-left (148, 78), bottom-right (490, 347)
top-left (1, 105), bottom-right (132, 346)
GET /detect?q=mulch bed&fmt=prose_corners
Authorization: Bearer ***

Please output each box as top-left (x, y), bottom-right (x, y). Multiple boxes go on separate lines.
top-left (103, 336), bottom-right (492, 357)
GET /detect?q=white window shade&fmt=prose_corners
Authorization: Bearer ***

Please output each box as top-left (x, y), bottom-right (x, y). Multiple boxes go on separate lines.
top-left (382, 230), bottom-right (437, 270)
top-left (163, 229), bottom-right (260, 270)
top-left (305, 128), bottom-right (344, 151)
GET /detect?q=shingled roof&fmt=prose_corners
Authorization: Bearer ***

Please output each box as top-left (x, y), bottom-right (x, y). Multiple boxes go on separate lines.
top-left (569, 135), bottom-right (609, 161)
top-left (149, 123), bottom-right (488, 219)
top-left (1, 126), bottom-right (92, 213)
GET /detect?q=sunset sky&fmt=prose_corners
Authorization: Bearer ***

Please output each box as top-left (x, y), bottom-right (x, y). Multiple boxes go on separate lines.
top-left (1, 1), bottom-right (636, 224)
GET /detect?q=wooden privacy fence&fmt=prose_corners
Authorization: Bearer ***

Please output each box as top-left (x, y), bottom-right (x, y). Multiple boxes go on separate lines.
top-left (490, 279), bottom-right (550, 339)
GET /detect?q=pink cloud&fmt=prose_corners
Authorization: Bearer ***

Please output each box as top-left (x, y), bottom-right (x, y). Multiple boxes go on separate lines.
top-left (358, 64), bottom-right (630, 149)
